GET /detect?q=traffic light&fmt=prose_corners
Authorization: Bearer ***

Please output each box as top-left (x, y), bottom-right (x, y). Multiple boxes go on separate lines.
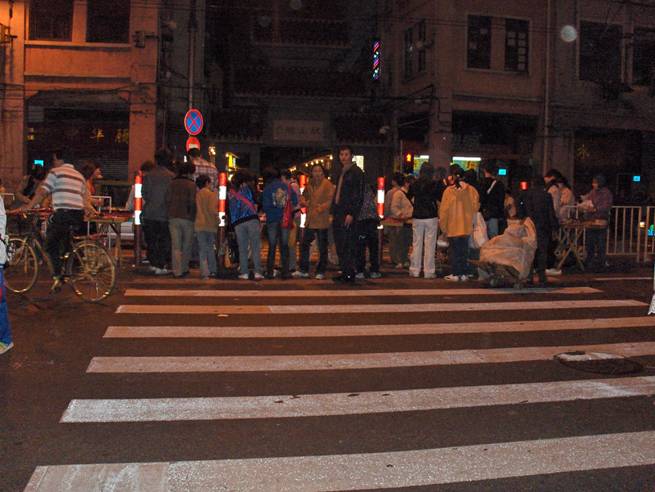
top-left (403, 153), bottom-right (414, 174)
top-left (519, 181), bottom-right (529, 191)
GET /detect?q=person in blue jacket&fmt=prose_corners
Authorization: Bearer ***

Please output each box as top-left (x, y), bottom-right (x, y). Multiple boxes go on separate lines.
top-left (0, 194), bottom-right (13, 355)
top-left (262, 166), bottom-right (298, 279)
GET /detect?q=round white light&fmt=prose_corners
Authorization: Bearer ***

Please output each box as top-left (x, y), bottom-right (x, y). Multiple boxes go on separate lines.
top-left (560, 25), bottom-right (578, 43)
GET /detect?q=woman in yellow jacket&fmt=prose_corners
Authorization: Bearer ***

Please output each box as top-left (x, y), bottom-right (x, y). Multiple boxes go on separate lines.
top-left (439, 165), bottom-right (479, 281)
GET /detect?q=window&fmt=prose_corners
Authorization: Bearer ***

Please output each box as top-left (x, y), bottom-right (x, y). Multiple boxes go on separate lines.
top-left (467, 15), bottom-right (492, 69)
top-left (417, 19), bottom-right (427, 73)
top-left (404, 27), bottom-right (413, 78)
top-left (633, 28), bottom-right (655, 86)
top-left (579, 21), bottom-right (622, 82)
top-left (87, 0), bottom-right (130, 43)
top-left (505, 19), bottom-right (529, 72)
top-left (29, 0), bottom-right (73, 40)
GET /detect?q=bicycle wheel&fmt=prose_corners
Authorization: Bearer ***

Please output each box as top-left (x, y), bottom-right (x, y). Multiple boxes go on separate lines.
top-left (67, 240), bottom-right (116, 302)
top-left (4, 238), bottom-right (39, 293)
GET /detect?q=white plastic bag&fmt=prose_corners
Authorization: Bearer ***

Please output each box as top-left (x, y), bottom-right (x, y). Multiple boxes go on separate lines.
top-left (469, 212), bottom-right (488, 249)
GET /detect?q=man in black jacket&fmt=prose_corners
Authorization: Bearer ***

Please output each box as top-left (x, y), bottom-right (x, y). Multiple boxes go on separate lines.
top-left (518, 176), bottom-right (559, 285)
top-left (481, 162), bottom-right (506, 238)
top-left (331, 145), bottom-right (364, 282)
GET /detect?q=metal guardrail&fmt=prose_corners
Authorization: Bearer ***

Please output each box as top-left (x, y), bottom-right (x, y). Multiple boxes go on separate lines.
top-left (642, 206), bottom-right (655, 263)
top-left (606, 206), bottom-right (642, 259)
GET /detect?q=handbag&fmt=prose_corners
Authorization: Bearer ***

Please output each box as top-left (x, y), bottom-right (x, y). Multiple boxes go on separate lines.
top-left (281, 185), bottom-right (295, 230)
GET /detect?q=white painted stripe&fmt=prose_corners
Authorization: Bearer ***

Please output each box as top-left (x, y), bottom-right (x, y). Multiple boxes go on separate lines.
top-left (594, 277), bottom-right (651, 281)
top-left (24, 431), bottom-right (655, 490)
top-left (86, 341), bottom-right (655, 373)
top-left (61, 376), bottom-right (655, 422)
top-left (104, 316), bottom-right (655, 339)
top-left (115, 299), bottom-right (646, 315)
top-left (123, 287), bottom-right (601, 297)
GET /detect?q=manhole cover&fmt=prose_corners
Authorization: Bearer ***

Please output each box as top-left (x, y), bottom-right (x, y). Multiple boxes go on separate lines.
top-left (554, 351), bottom-right (643, 375)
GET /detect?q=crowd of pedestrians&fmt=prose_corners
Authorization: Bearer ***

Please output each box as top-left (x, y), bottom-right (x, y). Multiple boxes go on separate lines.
top-left (129, 145), bottom-right (614, 283)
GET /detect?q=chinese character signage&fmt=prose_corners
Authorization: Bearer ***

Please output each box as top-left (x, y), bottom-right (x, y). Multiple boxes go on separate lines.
top-left (273, 120), bottom-right (324, 142)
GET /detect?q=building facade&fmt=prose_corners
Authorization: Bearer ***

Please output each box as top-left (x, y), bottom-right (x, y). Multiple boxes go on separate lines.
top-left (379, 0), bottom-right (655, 198)
top-left (0, 0), bottom-right (160, 190)
top-left (204, 0), bottom-right (387, 179)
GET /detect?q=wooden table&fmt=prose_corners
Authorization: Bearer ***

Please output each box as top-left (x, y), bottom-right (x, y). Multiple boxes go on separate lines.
top-left (90, 212), bottom-right (132, 267)
top-left (555, 220), bottom-right (607, 271)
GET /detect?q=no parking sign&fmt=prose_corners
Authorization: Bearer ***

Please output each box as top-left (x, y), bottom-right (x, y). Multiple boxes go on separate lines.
top-left (184, 108), bottom-right (204, 136)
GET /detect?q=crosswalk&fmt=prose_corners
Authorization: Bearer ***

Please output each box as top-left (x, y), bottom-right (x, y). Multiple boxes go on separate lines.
top-left (25, 281), bottom-right (655, 491)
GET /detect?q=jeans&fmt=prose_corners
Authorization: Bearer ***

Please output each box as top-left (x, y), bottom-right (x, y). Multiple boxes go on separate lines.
top-left (143, 219), bottom-right (170, 269)
top-left (410, 218), bottom-right (438, 276)
top-left (45, 209), bottom-right (84, 277)
top-left (0, 268), bottom-right (12, 345)
top-left (235, 219), bottom-right (262, 276)
top-left (196, 231), bottom-right (217, 278)
top-left (356, 220), bottom-right (380, 274)
top-left (169, 218), bottom-right (194, 276)
top-left (486, 218), bottom-right (499, 239)
top-left (300, 228), bottom-right (328, 274)
top-left (267, 221), bottom-right (290, 275)
top-left (449, 235), bottom-right (469, 276)
top-left (534, 232), bottom-right (550, 282)
top-left (333, 213), bottom-right (358, 278)
top-left (288, 218), bottom-right (299, 271)
top-left (586, 228), bottom-right (608, 269)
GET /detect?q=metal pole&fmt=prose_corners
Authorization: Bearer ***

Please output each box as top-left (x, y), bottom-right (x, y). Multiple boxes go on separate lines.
top-left (187, 0), bottom-right (197, 110)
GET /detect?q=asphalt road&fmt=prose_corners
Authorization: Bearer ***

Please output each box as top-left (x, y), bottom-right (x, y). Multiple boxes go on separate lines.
top-left (2, 266), bottom-right (655, 491)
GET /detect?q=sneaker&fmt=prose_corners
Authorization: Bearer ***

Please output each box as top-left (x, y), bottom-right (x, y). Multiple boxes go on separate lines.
top-left (395, 263), bottom-right (404, 269)
top-left (154, 268), bottom-right (170, 276)
top-left (444, 274), bottom-right (460, 282)
top-left (0, 341), bottom-right (14, 354)
top-left (369, 271), bottom-right (382, 279)
top-left (292, 271), bottom-right (309, 278)
top-left (409, 272), bottom-right (420, 278)
top-left (355, 272), bottom-right (366, 280)
top-left (314, 273), bottom-right (325, 280)
top-left (148, 265), bottom-right (158, 273)
top-left (459, 275), bottom-right (469, 282)
top-left (50, 277), bottom-right (63, 293)
top-left (238, 273), bottom-right (250, 280)
top-left (424, 273), bottom-right (436, 279)
top-left (545, 268), bottom-right (562, 276)
top-left (253, 273), bottom-right (265, 280)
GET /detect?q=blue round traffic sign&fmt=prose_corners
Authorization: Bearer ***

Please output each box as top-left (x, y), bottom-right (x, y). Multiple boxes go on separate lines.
top-left (184, 108), bottom-right (204, 136)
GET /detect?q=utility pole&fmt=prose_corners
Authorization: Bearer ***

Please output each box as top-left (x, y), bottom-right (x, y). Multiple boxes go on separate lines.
top-left (188, 0), bottom-right (197, 109)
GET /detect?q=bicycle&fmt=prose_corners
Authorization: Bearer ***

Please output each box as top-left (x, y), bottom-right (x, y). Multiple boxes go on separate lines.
top-left (4, 209), bottom-right (117, 302)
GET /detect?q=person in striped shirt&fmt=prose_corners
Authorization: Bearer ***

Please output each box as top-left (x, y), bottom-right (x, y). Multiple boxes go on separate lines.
top-left (19, 149), bottom-right (94, 290)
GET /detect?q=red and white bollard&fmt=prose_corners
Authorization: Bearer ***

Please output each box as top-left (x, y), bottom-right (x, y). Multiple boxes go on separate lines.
top-left (216, 172), bottom-right (228, 276)
top-left (133, 171), bottom-right (143, 267)
top-left (377, 176), bottom-right (385, 267)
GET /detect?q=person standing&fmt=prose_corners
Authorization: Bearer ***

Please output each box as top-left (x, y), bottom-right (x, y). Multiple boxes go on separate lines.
top-left (195, 175), bottom-right (218, 280)
top-left (439, 165), bottom-right (479, 282)
top-left (558, 176), bottom-right (576, 221)
top-left (384, 173), bottom-right (405, 268)
top-left (166, 162), bottom-right (197, 278)
top-left (518, 176), bottom-right (559, 285)
top-left (143, 149), bottom-right (175, 275)
top-left (544, 169), bottom-right (564, 276)
top-left (409, 163), bottom-right (442, 278)
top-left (295, 164), bottom-right (335, 279)
top-left (0, 194), bottom-right (13, 355)
top-left (189, 148), bottom-right (218, 191)
top-left (19, 149), bottom-right (93, 290)
top-left (331, 145), bottom-right (364, 283)
top-left (229, 170), bottom-right (264, 280)
top-left (390, 176), bottom-right (413, 271)
top-left (480, 162), bottom-right (506, 238)
top-left (262, 167), bottom-right (297, 279)
top-left (355, 183), bottom-right (382, 279)
top-left (583, 174), bottom-right (613, 271)
top-left (282, 170), bottom-right (301, 273)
